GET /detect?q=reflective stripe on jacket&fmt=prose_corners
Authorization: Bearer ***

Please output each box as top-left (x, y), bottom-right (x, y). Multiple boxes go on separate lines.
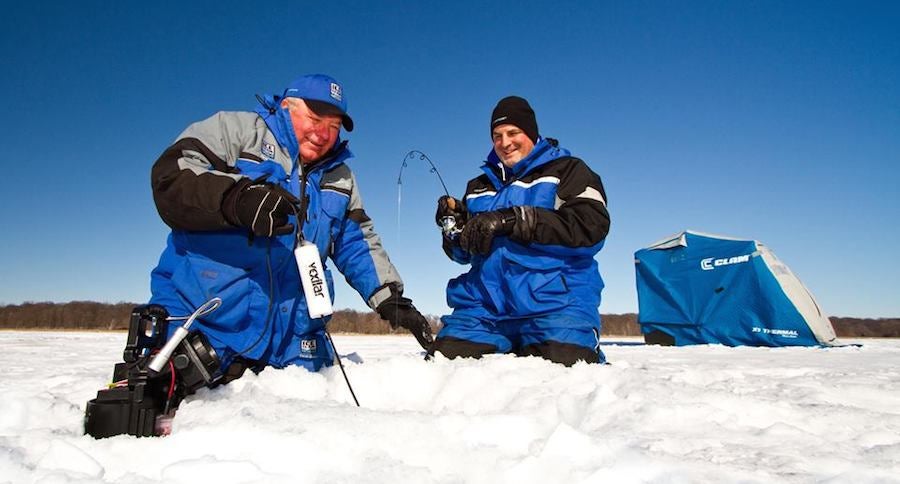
top-left (446, 138), bottom-right (609, 320)
top-left (149, 100), bottom-right (400, 367)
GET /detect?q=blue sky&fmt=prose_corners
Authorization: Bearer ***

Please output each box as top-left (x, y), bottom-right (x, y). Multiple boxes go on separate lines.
top-left (1, 1), bottom-right (898, 318)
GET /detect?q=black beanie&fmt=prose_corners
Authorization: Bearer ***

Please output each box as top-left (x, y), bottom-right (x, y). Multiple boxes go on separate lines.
top-left (490, 96), bottom-right (539, 143)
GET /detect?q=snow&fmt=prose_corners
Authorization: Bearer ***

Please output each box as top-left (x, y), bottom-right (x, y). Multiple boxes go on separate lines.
top-left (1, 331), bottom-right (898, 483)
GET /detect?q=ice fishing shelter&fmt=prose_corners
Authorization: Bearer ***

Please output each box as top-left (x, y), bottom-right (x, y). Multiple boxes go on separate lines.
top-left (634, 231), bottom-right (837, 347)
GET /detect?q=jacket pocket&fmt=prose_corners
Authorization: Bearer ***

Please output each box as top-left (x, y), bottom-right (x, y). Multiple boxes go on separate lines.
top-left (499, 252), bottom-right (571, 317)
top-left (235, 158), bottom-right (287, 183)
top-left (446, 271), bottom-right (489, 311)
top-left (313, 190), bottom-right (350, 253)
top-left (170, 254), bottom-right (255, 333)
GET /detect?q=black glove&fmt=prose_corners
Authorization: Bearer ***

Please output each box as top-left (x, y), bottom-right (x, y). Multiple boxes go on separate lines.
top-left (459, 208), bottom-right (516, 255)
top-left (376, 295), bottom-right (434, 351)
top-left (459, 206), bottom-right (537, 255)
top-left (223, 178), bottom-right (300, 237)
top-left (435, 196), bottom-right (467, 235)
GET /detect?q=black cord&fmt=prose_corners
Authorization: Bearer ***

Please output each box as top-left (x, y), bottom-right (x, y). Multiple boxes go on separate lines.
top-left (325, 329), bottom-right (359, 407)
top-left (237, 161), bottom-right (308, 358)
top-left (292, 165), bottom-right (359, 407)
top-left (235, 241), bottom-right (276, 357)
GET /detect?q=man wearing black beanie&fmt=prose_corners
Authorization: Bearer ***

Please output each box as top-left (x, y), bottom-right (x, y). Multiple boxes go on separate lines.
top-left (432, 96), bottom-right (611, 366)
top-left (491, 96), bottom-right (539, 144)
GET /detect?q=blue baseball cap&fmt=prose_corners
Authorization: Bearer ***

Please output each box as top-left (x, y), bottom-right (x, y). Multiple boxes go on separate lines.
top-left (284, 74), bottom-right (354, 132)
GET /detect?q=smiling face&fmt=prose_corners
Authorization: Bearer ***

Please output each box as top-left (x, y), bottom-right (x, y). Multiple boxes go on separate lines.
top-left (492, 124), bottom-right (535, 168)
top-left (281, 98), bottom-right (342, 163)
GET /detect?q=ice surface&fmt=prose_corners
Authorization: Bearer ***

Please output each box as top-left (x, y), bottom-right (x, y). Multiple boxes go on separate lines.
top-left (0, 331), bottom-right (898, 483)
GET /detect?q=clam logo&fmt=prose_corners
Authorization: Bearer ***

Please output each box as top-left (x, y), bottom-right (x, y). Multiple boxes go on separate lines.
top-left (701, 254), bottom-right (751, 271)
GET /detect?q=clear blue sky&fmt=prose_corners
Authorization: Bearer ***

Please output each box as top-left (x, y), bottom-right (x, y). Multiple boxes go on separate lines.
top-left (1, 1), bottom-right (898, 318)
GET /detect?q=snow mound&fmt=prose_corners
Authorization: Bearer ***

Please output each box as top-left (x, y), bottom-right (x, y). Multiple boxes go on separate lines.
top-left (1, 332), bottom-right (898, 483)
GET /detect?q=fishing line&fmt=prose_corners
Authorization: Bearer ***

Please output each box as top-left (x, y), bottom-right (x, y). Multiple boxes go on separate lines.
top-left (396, 150), bottom-right (451, 228)
top-left (396, 150), bottom-right (466, 239)
top-left (397, 150), bottom-right (450, 236)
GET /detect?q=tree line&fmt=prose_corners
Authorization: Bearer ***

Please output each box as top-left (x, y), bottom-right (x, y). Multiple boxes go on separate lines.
top-left (0, 301), bottom-right (897, 337)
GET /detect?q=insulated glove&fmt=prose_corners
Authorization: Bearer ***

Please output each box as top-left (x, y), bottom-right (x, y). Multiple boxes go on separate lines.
top-left (459, 206), bottom-right (537, 255)
top-left (459, 208), bottom-right (517, 255)
top-left (435, 196), bottom-right (467, 236)
top-left (223, 178), bottom-right (300, 237)
top-left (376, 295), bottom-right (434, 351)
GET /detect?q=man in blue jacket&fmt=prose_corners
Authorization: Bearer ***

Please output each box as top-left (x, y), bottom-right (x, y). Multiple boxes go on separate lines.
top-left (149, 74), bottom-right (433, 379)
top-left (432, 96), bottom-right (610, 366)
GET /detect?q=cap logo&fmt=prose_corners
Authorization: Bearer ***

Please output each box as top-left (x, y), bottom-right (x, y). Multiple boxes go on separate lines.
top-left (492, 116), bottom-right (508, 126)
top-left (330, 82), bottom-right (342, 101)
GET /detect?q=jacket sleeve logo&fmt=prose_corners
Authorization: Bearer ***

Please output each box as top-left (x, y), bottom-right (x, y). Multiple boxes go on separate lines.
top-left (262, 142), bottom-right (275, 159)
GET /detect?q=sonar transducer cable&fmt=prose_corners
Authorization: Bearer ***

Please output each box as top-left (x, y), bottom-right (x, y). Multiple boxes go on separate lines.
top-left (148, 297), bottom-right (222, 373)
top-left (325, 329), bottom-right (360, 407)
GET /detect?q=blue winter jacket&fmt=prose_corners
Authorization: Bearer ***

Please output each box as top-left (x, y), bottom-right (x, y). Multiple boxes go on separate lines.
top-left (444, 138), bottom-right (610, 322)
top-left (149, 97), bottom-right (402, 369)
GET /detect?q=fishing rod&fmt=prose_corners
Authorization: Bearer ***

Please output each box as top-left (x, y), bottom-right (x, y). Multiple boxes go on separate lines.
top-left (397, 150), bottom-right (450, 198)
top-left (396, 150), bottom-right (461, 238)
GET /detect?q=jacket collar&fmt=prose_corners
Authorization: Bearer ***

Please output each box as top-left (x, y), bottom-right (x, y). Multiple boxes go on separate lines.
top-left (255, 95), bottom-right (353, 173)
top-left (481, 137), bottom-right (569, 188)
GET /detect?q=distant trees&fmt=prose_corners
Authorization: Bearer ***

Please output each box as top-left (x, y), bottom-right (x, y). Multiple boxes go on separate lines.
top-left (830, 317), bottom-right (900, 338)
top-left (600, 314), bottom-right (643, 336)
top-left (0, 301), bottom-right (136, 330)
top-left (323, 308), bottom-right (442, 335)
top-left (0, 302), bottom-right (897, 337)
top-left (0, 302), bottom-right (440, 334)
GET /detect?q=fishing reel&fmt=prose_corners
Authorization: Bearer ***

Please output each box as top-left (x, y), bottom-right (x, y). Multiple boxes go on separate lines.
top-left (437, 195), bottom-right (466, 240)
top-left (440, 215), bottom-right (463, 239)
top-left (398, 150), bottom-right (462, 239)
top-left (83, 304), bottom-right (222, 438)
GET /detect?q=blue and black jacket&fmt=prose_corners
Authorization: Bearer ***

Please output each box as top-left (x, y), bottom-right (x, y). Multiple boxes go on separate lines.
top-left (444, 138), bottom-right (610, 321)
top-left (148, 96), bottom-right (401, 369)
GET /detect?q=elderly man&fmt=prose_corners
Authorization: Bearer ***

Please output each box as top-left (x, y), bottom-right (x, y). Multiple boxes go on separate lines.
top-left (147, 74), bottom-right (432, 379)
top-left (87, 74), bottom-right (433, 438)
top-left (432, 96), bottom-right (610, 366)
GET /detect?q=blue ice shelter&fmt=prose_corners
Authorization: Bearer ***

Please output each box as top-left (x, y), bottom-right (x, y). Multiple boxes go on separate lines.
top-left (634, 231), bottom-right (838, 347)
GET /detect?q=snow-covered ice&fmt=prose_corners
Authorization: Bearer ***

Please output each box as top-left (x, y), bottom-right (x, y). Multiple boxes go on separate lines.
top-left (1, 331), bottom-right (898, 483)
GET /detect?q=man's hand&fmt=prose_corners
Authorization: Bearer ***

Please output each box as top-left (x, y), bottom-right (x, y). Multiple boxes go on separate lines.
top-left (458, 209), bottom-right (517, 255)
top-left (376, 295), bottom-right (434, 351)
top-left (458, 206), bottom-right (537, 254)
top-left (434, 195), bottom-right (467, 236)
top-left (223, 178), bottom-right (300, 237)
